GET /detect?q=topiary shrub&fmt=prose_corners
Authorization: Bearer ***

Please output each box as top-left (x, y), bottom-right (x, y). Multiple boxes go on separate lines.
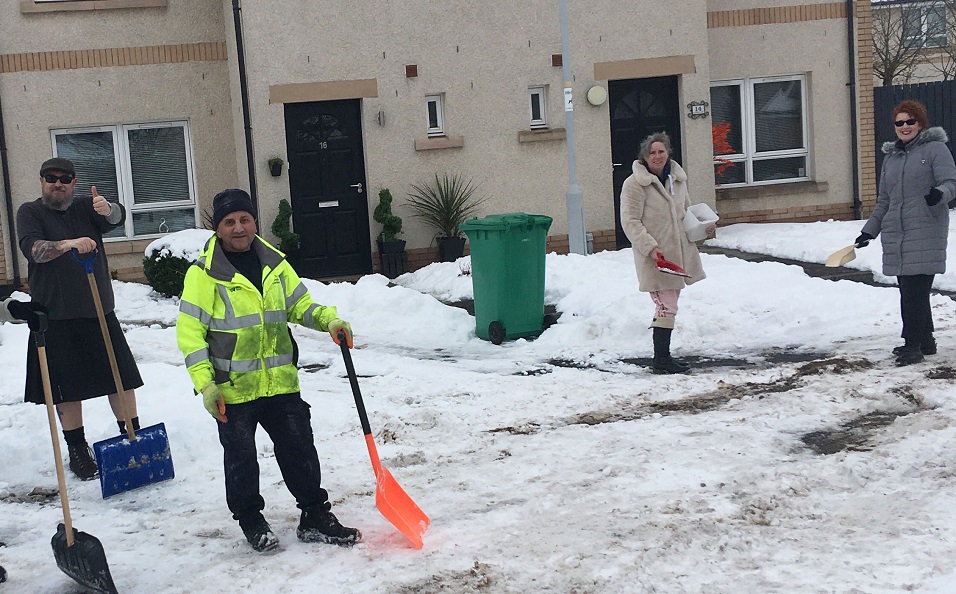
top-left (373, 188), bottom-right (403, 242)
top-left (143, 251), bottom-right (192, 298)
top-left (271, 198), bottom-right (300, 254)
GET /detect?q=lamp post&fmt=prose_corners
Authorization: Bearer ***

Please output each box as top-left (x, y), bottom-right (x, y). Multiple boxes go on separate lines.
top-left (559, 0), bottom-right (588, 255)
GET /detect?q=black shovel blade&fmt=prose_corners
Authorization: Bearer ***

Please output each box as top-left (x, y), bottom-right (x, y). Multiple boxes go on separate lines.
top-left (52, 523), bottom-right (118, 594)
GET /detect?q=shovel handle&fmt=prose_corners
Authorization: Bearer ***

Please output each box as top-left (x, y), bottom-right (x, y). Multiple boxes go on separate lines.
top-left (70, 248), bottom-right (98, 274)
top-left (75, 250), bottom-right (136, 440)
top-left (338, 334), bottom-right (385, 477)
top-left (35, 314), bottom-right (75, 547)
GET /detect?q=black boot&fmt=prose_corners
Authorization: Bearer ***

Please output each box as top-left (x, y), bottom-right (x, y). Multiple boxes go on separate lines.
top-left (297, 506), bottom-right (361, 546)
top-left (238, 512), bottom-right (279, 552)
top-left (652, 327), bottom-right (690, 374)
top-left (63, 427), bottom-right (97, 481)
top-left (895, 344), bottom-right (924, 366)
top-left (893, 335), bottom-right (936, 356)
top-left (117, 416), bottom-right (141, 436)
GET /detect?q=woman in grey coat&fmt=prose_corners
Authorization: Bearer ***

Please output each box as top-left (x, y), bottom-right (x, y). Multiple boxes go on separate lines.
top-left (856, 100), bottom-right (956, 365)
top-left (620, 132), bottom-right (711, 374)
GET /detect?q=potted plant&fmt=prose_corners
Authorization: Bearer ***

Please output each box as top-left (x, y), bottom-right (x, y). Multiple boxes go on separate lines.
top-left (270, 198), bottom-right (300, 260)
top-left (373, 188), bottom-right (408, 278)
top-left (267, 156), bottom-right (284, 177)
top-left (406, 173), bottom-right (487, 262)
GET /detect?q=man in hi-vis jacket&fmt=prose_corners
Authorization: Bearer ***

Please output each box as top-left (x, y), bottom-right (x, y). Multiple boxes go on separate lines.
top-left (176, 189), bottom-right (359, 552)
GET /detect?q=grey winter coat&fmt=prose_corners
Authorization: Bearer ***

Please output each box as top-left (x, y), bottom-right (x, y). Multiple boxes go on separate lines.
top-left (862, 126), bottom-right (956, 276)
top-left (620, 160), bottom-right (706, 292)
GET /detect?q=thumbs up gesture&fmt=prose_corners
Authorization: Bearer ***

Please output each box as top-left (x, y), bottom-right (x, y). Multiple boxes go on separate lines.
top-left (91, 185), bottom-right (111, 216)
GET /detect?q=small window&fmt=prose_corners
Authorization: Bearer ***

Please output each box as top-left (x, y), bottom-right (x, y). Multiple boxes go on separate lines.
top-left (426, 94), bottom-right (444, 137)
top-left (529, 87), bottom-right (547, 129)
top-left (903, 4), bottom-right (948, 49)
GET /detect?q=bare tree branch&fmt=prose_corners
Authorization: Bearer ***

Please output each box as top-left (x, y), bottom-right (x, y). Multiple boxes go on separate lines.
top-left (924, 0), bottom-right (956, 80)
top-left (871, 1), bottom-right (928, 85)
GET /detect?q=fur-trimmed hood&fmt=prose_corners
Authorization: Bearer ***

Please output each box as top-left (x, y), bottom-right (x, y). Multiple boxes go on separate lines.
top-left (882, 126), bottom-right (949, 155)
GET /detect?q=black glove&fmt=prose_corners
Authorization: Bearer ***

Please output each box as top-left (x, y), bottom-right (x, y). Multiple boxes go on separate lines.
top-left (925, 187), bottom-right (943, 206)
top-left (6, 300), bottom-right (48, 332)
top-left (854, 232), bottom-right (873, 248)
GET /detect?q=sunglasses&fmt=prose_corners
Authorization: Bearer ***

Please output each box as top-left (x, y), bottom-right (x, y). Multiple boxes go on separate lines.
top-left (894, 118), bottom-right (918, 127)
top-left (43, 173), bottom-right (75, 184)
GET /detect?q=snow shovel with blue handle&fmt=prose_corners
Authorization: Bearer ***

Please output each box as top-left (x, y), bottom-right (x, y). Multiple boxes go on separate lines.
top-left (34, 311), bottom-right (119, 594)
top-left (72, 249), bottom-right (174, 498)
top-left (338, 333), bottom-right (430, 548)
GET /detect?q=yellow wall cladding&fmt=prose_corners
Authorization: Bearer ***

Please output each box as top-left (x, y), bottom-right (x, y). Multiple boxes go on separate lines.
top-left (0, 42), bottom-right (227, 73)
top-left (707, 2), bottom-right (847, 28)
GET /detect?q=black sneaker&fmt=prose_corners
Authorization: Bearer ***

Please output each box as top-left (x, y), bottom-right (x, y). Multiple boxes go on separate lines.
top-left (297, 508), bottom-right (361, 546)
top-left (238, 513), bottom-right (279, 552)
top-left (67, 443), bottom-right (98, 481)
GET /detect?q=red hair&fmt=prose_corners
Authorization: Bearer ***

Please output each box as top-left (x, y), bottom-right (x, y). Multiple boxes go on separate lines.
top-left (892, 100), bottom-right (929, 129)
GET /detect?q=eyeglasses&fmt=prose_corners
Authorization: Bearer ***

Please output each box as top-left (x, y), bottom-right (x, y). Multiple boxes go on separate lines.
top-left (42, 173), bottom-right (75, 184)
top-left (894, 118), bottom-right (918, 127)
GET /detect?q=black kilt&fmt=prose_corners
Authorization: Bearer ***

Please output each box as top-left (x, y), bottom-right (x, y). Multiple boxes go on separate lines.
top-left (24, 312), bottom-right (144, 405)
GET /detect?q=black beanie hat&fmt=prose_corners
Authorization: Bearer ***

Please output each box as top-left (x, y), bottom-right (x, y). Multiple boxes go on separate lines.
top-left (212, 189), bottom-right (256, 230)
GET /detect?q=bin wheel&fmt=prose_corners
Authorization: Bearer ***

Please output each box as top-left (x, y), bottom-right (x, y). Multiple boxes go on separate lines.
top-left (542, 313), bottom-right (559, 330)
top-left (488, 321), bottom-right (505, 345)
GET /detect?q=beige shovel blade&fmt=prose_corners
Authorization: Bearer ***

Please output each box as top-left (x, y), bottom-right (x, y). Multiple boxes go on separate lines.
top-left (825, 245), bottom-right (857, 268)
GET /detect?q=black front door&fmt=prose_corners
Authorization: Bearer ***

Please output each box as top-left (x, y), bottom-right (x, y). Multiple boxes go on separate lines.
top-left (284, 99), bottom-right (372, 278)
top-left (608, 76), bottom-right (682, 248)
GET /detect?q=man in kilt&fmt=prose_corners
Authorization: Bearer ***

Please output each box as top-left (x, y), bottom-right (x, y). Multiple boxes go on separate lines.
top-left (16, 157), bottom-right (144, 480)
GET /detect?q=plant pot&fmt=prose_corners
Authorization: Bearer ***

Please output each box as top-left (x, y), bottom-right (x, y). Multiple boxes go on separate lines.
top-left (376, 240), bottom-right (408, 279)
top-left (437, 236), bottom-right (466, 262)
top-left (269, 162), bottom-right (283, 177)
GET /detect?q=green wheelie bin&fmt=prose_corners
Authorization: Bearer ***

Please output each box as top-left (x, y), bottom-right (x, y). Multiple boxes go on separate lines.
top-left (460, 213), bottom-right (553, 344)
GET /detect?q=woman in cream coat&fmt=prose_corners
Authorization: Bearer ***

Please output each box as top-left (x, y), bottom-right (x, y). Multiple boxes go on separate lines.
top-left (620, 132), bottom-right (709, 374)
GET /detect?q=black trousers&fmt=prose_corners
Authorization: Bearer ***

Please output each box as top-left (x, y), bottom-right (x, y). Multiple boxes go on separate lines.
top-left (217, 392), bottom-right (329, 520)
top-left (898, 274), bottom-right (935, 346)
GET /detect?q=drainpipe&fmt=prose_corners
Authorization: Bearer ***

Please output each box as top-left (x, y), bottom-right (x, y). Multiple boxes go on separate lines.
top-left (0, 91), bottom-right (22, 290)
top-left (232, 0), bottom-right (258, 213)
top-left (846, 0), bottom-right (862, 219)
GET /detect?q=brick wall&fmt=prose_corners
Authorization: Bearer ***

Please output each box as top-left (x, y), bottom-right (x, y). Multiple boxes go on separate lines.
top-left (717, 202), bottom-right (856, 225)
top-left (856, 0), bottom-right (877, 217)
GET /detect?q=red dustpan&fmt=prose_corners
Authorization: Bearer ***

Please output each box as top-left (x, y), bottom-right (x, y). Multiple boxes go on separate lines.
top-left (338, 336), bottom-right (430, 548)
top-left (655, 252), bottom-right (691, 278)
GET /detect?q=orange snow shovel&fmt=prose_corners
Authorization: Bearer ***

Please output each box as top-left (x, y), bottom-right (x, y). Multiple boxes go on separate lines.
top-left (338, 333), bottom-right (430, 548)
top-left (34, 312), bottom-right (119, 594)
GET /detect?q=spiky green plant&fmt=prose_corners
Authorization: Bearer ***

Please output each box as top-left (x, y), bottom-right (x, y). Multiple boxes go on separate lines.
top-left (405, 174), bottom-right (487, 238)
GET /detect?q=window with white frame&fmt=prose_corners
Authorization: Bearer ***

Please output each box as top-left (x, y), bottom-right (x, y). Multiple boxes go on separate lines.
top-left (426, 94), bottom-right (444, 137)
top-left (529, 86), bottom-right (547, 129)
top-left (903, 4), bottom-right (948, 49)
top-left (709, 75), bottom-right (809, 187)
top-left (51, 121), bottom-right (198, 240)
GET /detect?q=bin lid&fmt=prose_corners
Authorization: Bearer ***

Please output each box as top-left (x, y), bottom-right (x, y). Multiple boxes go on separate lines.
top-left (460, 213), bottom-right (553, 232)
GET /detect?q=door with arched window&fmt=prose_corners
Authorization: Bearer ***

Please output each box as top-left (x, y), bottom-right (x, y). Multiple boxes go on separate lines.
top-left (608, 76), bottom-right (682, 249)
top-left (284, 99), bottom-right (372, 278)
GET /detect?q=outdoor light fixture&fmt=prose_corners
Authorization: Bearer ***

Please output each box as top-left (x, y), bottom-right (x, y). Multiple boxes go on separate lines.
top-left (586, 85), bottom-right (607, 106)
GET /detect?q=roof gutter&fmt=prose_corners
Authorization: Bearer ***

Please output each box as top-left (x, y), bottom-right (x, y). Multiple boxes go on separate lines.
top-left (847, 0), bottom-right (863, 219)
top-left (232, 0), bottom-right (258, 214)
top-left (0, 90), bottom-right (22, 290)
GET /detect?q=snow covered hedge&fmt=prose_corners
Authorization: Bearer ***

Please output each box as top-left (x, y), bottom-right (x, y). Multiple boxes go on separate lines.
top-left (142, 229), bottom-right (213, 298)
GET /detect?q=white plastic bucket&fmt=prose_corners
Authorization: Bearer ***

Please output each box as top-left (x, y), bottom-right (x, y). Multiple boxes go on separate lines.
top-left (683, 203), bottom-right (719, 242)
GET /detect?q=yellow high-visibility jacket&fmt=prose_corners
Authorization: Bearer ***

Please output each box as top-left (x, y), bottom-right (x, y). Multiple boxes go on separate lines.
top-left (176, 235), bottom-right (338, 404)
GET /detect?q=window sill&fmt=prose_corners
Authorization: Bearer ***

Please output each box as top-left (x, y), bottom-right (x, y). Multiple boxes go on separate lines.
top-left (518, 128), bottom-right (566, 143)
top-left (716, 180), bottom-right (827, 201)
top-left (21, 0), bottom-right (166, 13)
top-left (414, 135), bottom-right (464, 151)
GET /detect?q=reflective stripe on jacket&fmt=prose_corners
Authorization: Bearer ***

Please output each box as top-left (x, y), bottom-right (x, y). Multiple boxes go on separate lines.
top-left (176, 235), bottom-right (338, 404)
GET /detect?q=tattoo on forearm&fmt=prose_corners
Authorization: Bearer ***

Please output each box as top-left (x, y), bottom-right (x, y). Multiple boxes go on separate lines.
top-left (31, 240), bottom-right (71, 263)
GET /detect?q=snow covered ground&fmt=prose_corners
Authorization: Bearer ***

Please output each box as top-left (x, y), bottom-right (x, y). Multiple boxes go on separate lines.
top-left (3, 219), bottom-right (956, 593)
